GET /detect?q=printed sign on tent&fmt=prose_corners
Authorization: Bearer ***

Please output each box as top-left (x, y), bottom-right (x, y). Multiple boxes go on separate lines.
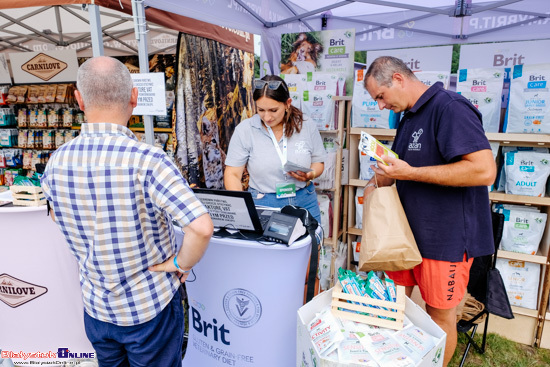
top-left (280, 29), bottom-right (355, 95)
top-left (9, 50), bottom-right (79, 84)
top-left (130, 73), bottom-right (167, 116)
top-left (366, 45), bottom-right (453, 73)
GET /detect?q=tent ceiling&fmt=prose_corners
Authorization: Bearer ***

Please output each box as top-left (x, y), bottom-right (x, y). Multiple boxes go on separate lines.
top-left (0, 4), bottom-right (176, 55)
top-left (146, 0), bottom-right (550, 51)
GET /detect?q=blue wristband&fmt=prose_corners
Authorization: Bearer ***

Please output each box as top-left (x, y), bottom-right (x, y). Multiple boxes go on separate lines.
top-left (173, 255), bottom-right (191, 274)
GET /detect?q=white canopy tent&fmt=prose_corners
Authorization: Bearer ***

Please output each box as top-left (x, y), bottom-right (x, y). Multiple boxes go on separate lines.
top-left (146, 0), bottom-right (550, 73)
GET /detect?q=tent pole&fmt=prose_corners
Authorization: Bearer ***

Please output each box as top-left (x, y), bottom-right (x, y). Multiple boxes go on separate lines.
top-left (88, 5), bottom-right (104, 56)
top-left (132, 0), bottom-right (154, 146)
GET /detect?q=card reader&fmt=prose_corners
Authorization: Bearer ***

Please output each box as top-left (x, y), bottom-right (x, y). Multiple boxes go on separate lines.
top-left (262, 212), bottom-right (307, 245)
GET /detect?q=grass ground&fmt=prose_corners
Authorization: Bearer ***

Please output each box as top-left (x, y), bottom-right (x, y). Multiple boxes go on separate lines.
top-left (450, 332), bottom-right (550, 367)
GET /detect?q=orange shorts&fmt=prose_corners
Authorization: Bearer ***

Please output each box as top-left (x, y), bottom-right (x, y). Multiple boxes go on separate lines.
top-left (386, 254), bottom-right (473, 309)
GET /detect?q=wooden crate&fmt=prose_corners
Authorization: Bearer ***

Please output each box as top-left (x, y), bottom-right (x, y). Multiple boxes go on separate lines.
top-left (331, 282), bottom-right (406, 330)
top-left (10, 185), bottom-right (46, 206)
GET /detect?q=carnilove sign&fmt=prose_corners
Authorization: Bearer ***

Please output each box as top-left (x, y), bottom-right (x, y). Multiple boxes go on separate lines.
top-left (21, 53), bottom-right (68, 81)
top-left (9, 49), bottom-right (78, 84)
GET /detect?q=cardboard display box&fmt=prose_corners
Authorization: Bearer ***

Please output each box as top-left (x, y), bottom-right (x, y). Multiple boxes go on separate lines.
top-left (297, 288), bottom-right (446, 367)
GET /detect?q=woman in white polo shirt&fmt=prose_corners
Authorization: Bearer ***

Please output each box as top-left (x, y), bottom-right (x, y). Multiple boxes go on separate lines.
top-left (224, 75), bottom-right (325, 223)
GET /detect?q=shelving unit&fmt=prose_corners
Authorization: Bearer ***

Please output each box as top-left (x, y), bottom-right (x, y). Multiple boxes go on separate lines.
top-left (347, 127), bottom-right (550, 346)
top-left (316, 96), bottom-right (351, 288)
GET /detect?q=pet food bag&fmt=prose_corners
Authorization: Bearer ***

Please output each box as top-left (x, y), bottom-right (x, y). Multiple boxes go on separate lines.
top-left (355, 187), bottom-right (365, 230)
top-left (302, 89), bottom-right (335, 130)
top-left (351, 69), bottom-right (399, 128)
top-left (457, 67), bottom-right (505, 133)
top-left (496, 146), bottom-right (549, 191)
top-left (280, 73), bottom-right (307, 109)
top-left (504, 63), bottom-right (550, 133)
top-left (500, 208), bottom-right (547, 255)
top-left (504, 151), bottom-right (550, 197)
top-left (496, 259), bottom-right (540, 310)
top-left (415, 71), bottom-right (451, 90)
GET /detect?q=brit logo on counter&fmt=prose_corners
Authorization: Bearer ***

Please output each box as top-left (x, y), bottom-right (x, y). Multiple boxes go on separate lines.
top-left (223, 288), bottom-right (262, 328)
top-left (0, 274), bottom-right (47, 308)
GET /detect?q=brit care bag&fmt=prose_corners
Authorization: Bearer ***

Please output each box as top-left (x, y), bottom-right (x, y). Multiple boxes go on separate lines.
top-left (359, 185), bottom-right (422, 272)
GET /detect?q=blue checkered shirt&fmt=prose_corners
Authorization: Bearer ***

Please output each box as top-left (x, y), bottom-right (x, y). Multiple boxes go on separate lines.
top-left (41, 123), bottom-right (208, 326)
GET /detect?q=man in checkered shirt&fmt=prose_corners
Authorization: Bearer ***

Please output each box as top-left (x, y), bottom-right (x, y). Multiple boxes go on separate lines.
top-left (41, 56), bottom-right (213, 367)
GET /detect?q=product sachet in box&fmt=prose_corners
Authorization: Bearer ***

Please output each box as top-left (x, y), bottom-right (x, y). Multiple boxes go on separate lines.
top-left (359, 131), bottom-right (398, 165)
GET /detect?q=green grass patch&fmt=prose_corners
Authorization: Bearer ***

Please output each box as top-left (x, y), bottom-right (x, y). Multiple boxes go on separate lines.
top-left (451, 332), bottom-right (550, 367)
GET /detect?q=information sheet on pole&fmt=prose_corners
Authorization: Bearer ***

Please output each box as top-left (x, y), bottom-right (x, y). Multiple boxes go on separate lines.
top-left (130, 73), bottom-right (166, 116)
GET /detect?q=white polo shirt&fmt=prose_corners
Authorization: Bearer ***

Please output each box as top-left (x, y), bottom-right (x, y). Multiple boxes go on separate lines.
top-left (225, 114), bottom-right (326, 193)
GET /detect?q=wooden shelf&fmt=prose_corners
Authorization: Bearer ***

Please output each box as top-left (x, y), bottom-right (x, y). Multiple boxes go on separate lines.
top-left (511, 306), bottom-right (540, 318)
top-left (347, 227), bottom-right (362, 236)
top-left (489, 192), bottom-right (550, 206)
top-left (497, 250), bottom-right (548, 265)
top-left (486, 132), bottom-right (550, 147)
top-left (319, 129), bottom-right (339, 134)
top-left (350, 127), bottom-right (396, 138)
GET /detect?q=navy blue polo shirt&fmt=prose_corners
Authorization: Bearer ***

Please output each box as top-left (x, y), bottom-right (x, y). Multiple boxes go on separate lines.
top-left (391, 82), bottom-right (494, 262)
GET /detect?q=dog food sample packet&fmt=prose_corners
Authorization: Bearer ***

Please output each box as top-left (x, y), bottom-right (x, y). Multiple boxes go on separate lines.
top-left (358, 131), bottom-right (398, 166)
top-left (355, 329), bottom-right (415, 367)
top-left (504, 63), bottom-right (550, 133)
top-left (504, 151), bottom-right (550, 197)
top-left (496, 259), bottom-right (540, 310)
top-left (500, 208), bottom-right (547, 255)
top-left (392, 325), bottom-right (437, 364)
top-left (308, 306), bottom-right (344, 357)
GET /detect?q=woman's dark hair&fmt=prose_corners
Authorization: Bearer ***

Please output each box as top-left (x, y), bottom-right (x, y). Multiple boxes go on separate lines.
top-left (253, 74), bottom-right (303, 137)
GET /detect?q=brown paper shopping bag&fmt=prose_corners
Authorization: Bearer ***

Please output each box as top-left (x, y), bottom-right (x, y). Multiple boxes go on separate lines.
top-left (359, 185), bottom-right (422, 272)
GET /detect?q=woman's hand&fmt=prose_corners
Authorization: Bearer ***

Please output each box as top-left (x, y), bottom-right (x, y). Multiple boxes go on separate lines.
top-left (288, 170), bottom-right (309, 182)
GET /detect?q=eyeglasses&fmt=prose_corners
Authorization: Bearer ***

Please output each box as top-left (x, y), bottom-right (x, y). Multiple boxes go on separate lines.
top-left (253, 79), bottom-right (288, 92)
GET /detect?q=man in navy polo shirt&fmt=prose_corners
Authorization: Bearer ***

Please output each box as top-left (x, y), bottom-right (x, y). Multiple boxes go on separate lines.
top-left (363, 56), bottom-right (496, 367)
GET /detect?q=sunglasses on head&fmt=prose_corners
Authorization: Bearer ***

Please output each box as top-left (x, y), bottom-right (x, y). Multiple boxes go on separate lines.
top-left (253, 79), bottom-right (288, 92)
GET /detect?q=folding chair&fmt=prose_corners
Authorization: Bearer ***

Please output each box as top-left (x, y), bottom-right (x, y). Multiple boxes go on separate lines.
top-left (456, 211), bottom-right (514, 367)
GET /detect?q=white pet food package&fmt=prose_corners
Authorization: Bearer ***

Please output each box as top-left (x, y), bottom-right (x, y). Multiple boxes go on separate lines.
top-left (280, 73), bottom-right (307, 109)
top-left (500, 208), bottom-right (547, 255)
top-left (352, 240), bottom-right (361, 263)
top-left (351, 69), bottom-right (399, 128)
top-left (496, 259), bottom-right (540, 310)
top-left (493, 203), bottom-right (541, 213)
top-left (317, 194), bottom-right (332, 238)
top-left (392, 325), bottom-right (437, 364)
top-left (505, 63), bottom-right (550, 133)
top-left (497, 146), bottom-right (549, 191)
top-left (504, 151), bottom-right (550, 197)
top-left (318, 245), bottom-right (332, 291)
top-left (308, 306), bottom-right (345, 356)
top-left (355, 329), bottom-right (416, 367)
top-left (459, 91), bottom-right (501, 133)
top-left (415, 71), bottom-right (451, 90)
top-left (314, 151), bottom-right (336, 190)
top-left (355, 187), bottom-right (365, 229)
top-left (302, 90), bottom-right (335, 130)
top-left (457, 67), bottom-right (505, 133)
top-left (360, 149), bottom-right (377, 181)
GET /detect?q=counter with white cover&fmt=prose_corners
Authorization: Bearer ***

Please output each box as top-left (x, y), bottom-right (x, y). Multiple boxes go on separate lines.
top-left (0, 205), bottom-right (94, 365)
top-left (175, 227), bottom-right (312, 367)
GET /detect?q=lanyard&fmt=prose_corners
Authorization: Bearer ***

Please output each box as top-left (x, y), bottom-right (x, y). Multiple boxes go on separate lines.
top-left (266, 125), bottom-right (287, 172)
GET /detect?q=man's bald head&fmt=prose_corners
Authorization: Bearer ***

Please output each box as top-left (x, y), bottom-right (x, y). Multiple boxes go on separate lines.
top-left (76, 56), bottom-right (134, 112)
